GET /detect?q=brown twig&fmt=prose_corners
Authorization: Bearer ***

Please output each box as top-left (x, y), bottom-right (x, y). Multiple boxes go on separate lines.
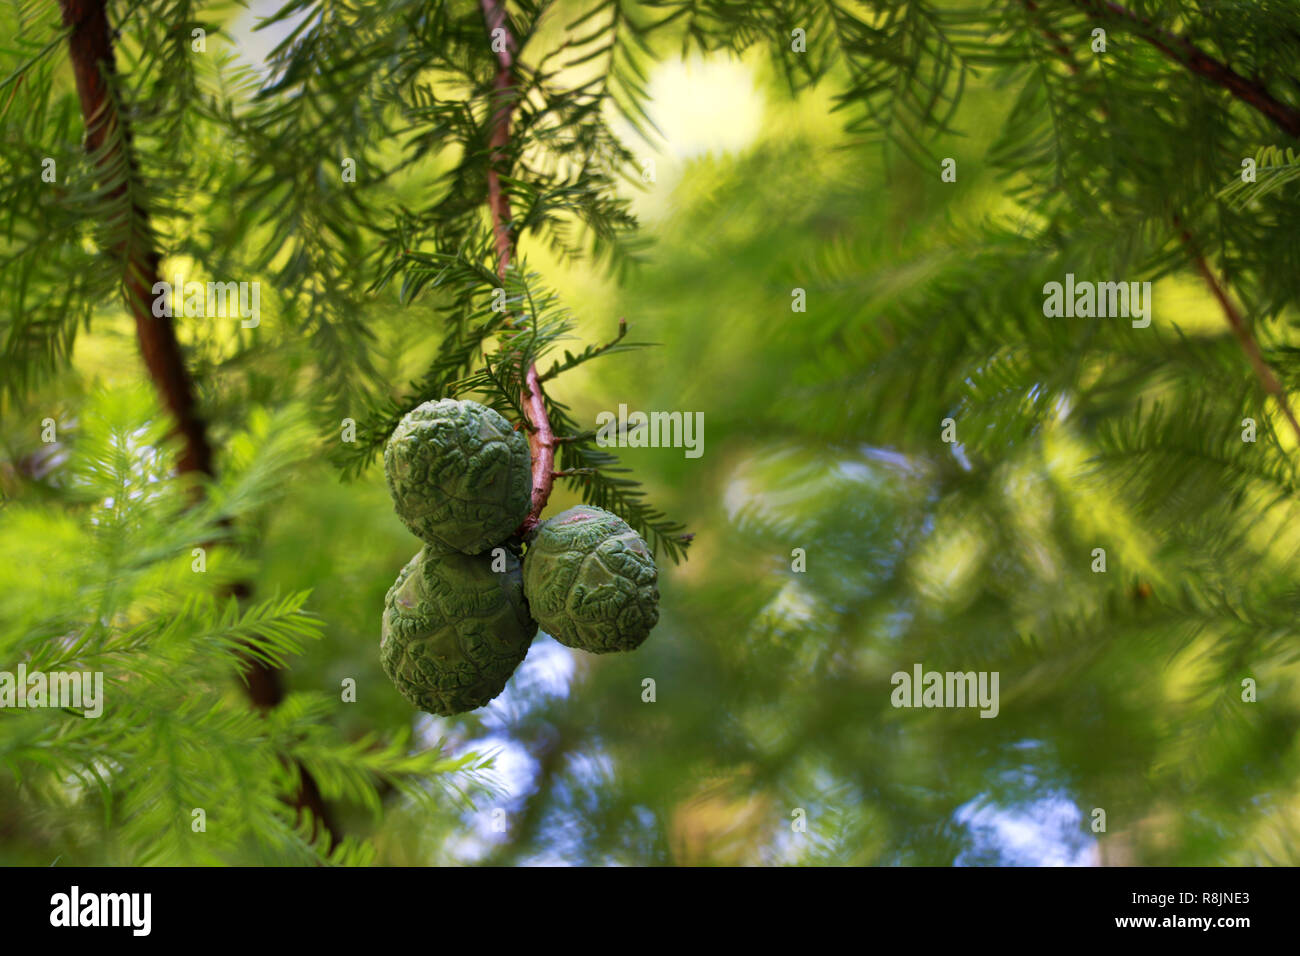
top-left (1176, 219), bottom-right (1300, 445)
top-left (59, 0), bottom-right (337, 846)
top-left (480, 0), bottom-right (556, 536)
top-left (1076, 0), bottom-right (1300, 138)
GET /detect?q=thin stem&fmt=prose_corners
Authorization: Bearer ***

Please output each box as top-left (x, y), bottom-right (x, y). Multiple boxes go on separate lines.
top-left (480, 0), bottom-right (556, 534)
top-left (1176, 220), bottom-right (1300, 445)
top-left (538, 318), bottom-right (629, 383)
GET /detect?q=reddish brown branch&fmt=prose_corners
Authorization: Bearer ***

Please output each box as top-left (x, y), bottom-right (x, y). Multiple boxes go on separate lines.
top-left (1077, 0), bottom-right (1300, 138)
top-left (1176, 220), bottom-right (1300, 445)
top-left (60, 0), bottom-right (213, 477)
top-left (482, 0), bottom-right (516, 274)
top-left (60, 0), bottom-right (337, 846)
top-left (480, 0), bottom-right (556, 535)
top-left (520, 364), bottom-right (556, 533)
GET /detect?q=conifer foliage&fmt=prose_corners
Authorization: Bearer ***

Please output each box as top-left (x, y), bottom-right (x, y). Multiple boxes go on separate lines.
top-left (3, 0), bottom-right (1300, 865)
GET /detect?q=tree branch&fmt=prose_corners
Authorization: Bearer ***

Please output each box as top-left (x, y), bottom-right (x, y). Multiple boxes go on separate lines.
top-left (1175, 219), bottom-right (1300, 446)
top-left (59, 0), bottom-right (212, 477)
top-left (1077, 0), bottom-right (1300, 138)
top-left (479, 0), bottom-right (556, 536)
top-left (59, 0), bottom-right (338, 848)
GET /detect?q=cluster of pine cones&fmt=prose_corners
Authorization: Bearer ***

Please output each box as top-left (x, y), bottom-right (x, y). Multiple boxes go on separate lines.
top-left (380, 399), bottom-right (660, 715)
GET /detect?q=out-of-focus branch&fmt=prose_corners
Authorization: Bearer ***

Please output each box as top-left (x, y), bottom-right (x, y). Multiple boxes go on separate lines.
top-left (59, 0), bottom-right (338, 847)
top-left (1077, 0), bottom-right (1300, 138)
top-left (1176, 219), bottom-right (1300, 445)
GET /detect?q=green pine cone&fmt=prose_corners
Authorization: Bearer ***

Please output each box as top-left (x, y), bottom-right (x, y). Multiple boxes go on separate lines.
top-left (380, 546), bottom-right (537, 716)
top-left (522, 505), bottom-right (659, 653)
top-left (383, 398), bottom-right (532, 553)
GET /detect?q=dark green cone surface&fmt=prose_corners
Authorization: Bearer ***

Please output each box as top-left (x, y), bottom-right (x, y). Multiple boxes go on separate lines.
top-left (523, 505), bottom-right (659, 653)
top-left (381, 546), bottom-right (536, 715)
top-left (384, 398), bottom-right (531, 553)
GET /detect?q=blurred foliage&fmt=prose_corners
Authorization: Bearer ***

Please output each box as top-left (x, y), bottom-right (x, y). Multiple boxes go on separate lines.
top-left (3, 0), bottom-right (1300, 865)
